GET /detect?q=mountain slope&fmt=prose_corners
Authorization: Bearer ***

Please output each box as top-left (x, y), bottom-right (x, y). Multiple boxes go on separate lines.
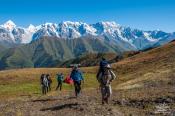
top-left (59, 53), bottom-right (119, 67)
top-left (0, 43), bottom-right (7, 53)
top-left (0, 36), bottom-right (131, 69)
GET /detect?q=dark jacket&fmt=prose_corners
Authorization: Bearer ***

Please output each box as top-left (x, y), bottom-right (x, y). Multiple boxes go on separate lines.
top-left (56, 74), bottom-right (64, 82)
top-left (40, 74), bottom-right (44, 84)
top-left (70, 69), bottom-right (84, 82)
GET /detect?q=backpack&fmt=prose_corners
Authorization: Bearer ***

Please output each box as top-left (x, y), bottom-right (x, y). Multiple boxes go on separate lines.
top-left (43, 76), bottom-right (49, 87)
top-left (64, 76), bottom-right (74, 84)
top-left (100, 60), bottom-right (108, 69)
top-left (99, 69), bottom-right (116, 86)
top-left (57, 74), bottom-right (63, 82)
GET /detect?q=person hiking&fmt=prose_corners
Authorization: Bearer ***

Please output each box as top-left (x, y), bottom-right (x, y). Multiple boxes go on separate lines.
top-left (55, 73), bottom-right (64, 91)
top-left (40, 74), bottom-right (45, 85)
top-left (40, 74), bottom-right (49, 95)
top-left (40, 74), bottom-right (45, 94)
top-left (97, 64), bottom-right (116, 104)
top-left (70, 65), bottom-right (84, 97)
top-left (46, 74), bottom-right (52, 91)
top-left (97, 57), bottom-right (109, 78)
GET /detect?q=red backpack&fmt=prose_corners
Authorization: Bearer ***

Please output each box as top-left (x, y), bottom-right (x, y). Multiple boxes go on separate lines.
top-left (64, 76), bottom-right (74, 84)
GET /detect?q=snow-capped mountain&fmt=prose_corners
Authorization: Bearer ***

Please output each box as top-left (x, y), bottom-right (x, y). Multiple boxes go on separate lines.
top-left (3, 20), bottom-right (16, 31)
top-left (0, 20), bottom-right (175, 50)
top-left (0, 20), bottom-right (37, 43)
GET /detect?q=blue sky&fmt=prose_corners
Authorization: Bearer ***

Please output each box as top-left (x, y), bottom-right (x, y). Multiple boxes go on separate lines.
top-left (0, 0), bottom-right (175, 32)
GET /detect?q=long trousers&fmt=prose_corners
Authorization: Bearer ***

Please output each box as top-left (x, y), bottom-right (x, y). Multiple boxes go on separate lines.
top-left (56, 81), bottom-right (62, 91)
top-left (74, 81), bottom-right (81, 96)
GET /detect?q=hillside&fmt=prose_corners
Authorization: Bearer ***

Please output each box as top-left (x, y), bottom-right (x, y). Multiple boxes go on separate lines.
top-left (0, 41), bottom-right (174, 115)
top-left (59, 51), bottom-right (141, 67)
top-left (0, 44), bottom-right (7, 53)
top-left (0, 36), bottom-right (132, 70)
top-left (0, 41), bottom-right (16, 54)
top-left (59, 53), bottom-right (119, 67)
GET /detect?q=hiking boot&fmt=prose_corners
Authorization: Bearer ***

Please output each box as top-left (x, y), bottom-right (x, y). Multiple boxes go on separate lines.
top-left (104, 97), bottom-right (109, 104)
top-left (105, 98), bottom-right (109, 104)
top-left (102, 101), bottom-right (105, 105)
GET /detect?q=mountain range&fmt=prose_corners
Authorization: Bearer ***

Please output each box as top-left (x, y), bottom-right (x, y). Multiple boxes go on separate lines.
top-left (0, 20), bottom-right (175, 69)
top-left (1, 20), bottom-right (175, 50)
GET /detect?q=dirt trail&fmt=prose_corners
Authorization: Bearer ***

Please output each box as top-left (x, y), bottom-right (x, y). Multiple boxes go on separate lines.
top-left (1, 89), bottom-right (175, 116)
top-left (0, 90), bottom-right (124, 116)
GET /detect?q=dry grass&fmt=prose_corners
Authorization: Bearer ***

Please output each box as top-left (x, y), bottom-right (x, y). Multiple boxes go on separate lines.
top-left (0, 42), bottom-right (175, 115)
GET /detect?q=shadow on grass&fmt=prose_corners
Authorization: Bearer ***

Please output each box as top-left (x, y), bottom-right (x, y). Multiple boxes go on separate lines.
top-left (40, 103), bottom-right (79, 111)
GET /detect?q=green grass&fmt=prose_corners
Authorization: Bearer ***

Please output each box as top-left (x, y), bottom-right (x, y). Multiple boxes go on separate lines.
top-left (0, 83), bottom-right (38, 93)
top-left (0, 72), bottom-right (97, 99)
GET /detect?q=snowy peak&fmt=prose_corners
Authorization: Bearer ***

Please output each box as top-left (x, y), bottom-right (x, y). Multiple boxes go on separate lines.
top-left (59, 21), bottom-right (83, 26)
top-left (0, 20), bottom-right (175, 50)
top-left (27, 24), bottom-right (36, 33)
top-left (3, 20), bottom-right (16, 31)
top-left (95, 21), bottom-right (119, 29)
top-left (0, 21), bottom-right (36, 44)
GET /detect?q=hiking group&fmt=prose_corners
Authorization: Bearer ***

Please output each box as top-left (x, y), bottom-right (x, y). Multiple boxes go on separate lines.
top-left (40, 74), bottom-right (52, 95)
top-left (40, 58), bottom-right (116, 104)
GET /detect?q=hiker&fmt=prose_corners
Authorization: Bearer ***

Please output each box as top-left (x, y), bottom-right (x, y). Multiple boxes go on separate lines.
top-left (40, 74), bottom-right (45, 85)
top-left (41, 74), bottom-right (49, 95)
top-left (97, 64), bottom-right (116, 104)
top-left (40, 74), bottom-right (45, 94)
top-left (70, 65), bottom-right (84, 97)
top-left (46, 74), bottom-right (52, 91)
top-left (55, 73), bottom-right (64, 91)
top-left (97, 57), bottom-right (109, 78)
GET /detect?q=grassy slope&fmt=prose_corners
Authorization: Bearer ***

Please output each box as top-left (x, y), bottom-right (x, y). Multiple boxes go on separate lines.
top-left (60, 53), bottom-right (118, 67)
top-left (0, 37), bottom-right (131, 69)
top-left (0, 41), bottom-right (175, 115)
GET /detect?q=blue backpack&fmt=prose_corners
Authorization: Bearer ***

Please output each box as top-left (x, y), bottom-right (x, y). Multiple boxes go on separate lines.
top-left (100, 60), bottom-right (108, 69)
